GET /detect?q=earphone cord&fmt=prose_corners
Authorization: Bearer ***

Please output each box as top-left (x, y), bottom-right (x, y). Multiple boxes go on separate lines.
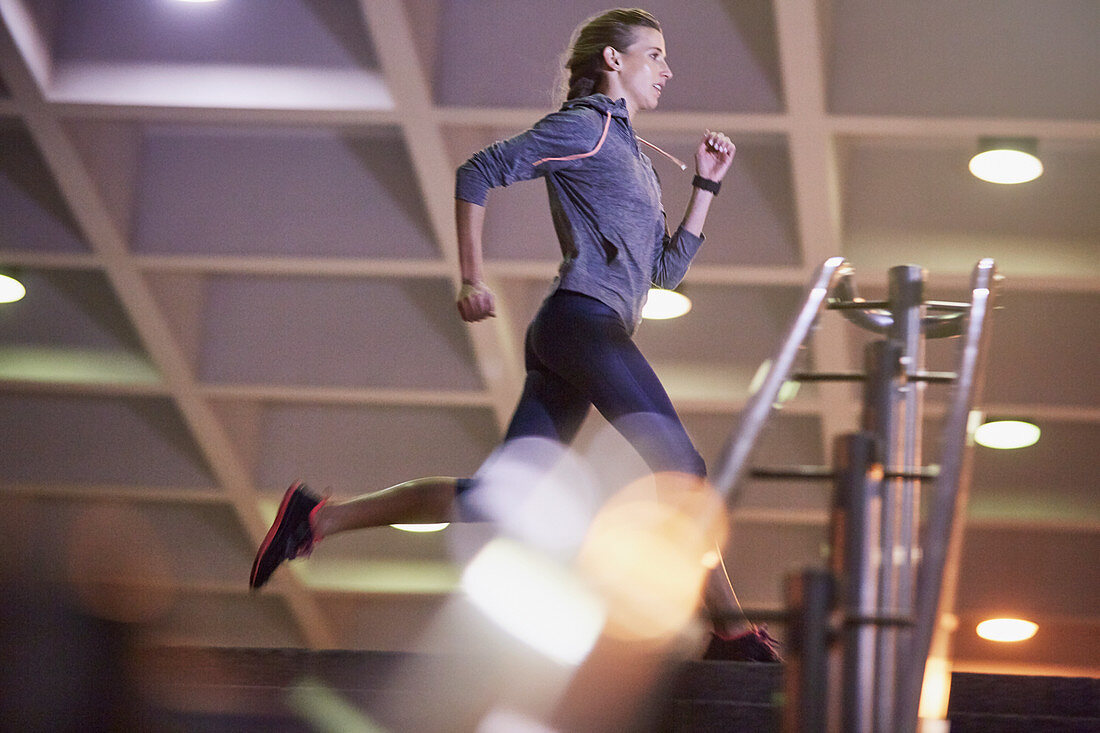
top-left (532, 110), bottom-right (689, 172)
top-left (714, 541), bottom-right (751, 624)
top-left (636, 135), bottom-right (688, 171)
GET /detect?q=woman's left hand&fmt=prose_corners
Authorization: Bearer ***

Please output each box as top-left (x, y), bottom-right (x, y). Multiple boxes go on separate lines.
top-left (695, 130), bottom-right (736, 182)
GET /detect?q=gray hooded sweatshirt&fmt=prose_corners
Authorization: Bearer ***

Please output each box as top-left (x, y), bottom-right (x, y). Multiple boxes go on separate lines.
top-left (455, 93), bottom-right (703, 332)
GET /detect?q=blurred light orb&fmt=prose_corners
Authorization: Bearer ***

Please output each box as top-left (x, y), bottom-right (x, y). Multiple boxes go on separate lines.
top-left (748, 358), bottom-right (800, 404)
top-left (458, 437), bottom-right (598, 557)
top-left (577, 473), bottom-right (725, 641)
top-left (462, 537), bottom-right (605, 666)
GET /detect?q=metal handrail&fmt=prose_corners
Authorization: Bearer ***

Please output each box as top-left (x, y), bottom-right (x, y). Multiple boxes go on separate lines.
top-left (832, 270), bottom-right (895, 333)
top-left (831, 269), bottom-right (969, 339)
top-left (895, 258), bottom-right (1000, 732)
top-left (711, 256), bottom-right (852, 504)
top-left (709, 257), bottom-right (1000, 733)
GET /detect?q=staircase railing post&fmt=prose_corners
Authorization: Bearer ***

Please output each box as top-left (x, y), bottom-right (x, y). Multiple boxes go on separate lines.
top-left (831, 432), bottom-right (883, 733)
top-left (782, 568), bottom-right (835, 733)
top-left (886, 266), bottom-right (929, 731)
top-left (862, 338), bottom-right (906, 732)
top-left (854, 265), bottom-right (929, 732)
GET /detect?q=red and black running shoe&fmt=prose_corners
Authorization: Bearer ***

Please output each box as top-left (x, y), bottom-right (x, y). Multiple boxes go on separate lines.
top-left (704, 625), bottom-right (783, 663)
top-left (250, 481), bottom-right (323, 589)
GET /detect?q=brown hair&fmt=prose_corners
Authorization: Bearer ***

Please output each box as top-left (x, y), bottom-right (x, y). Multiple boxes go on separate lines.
top-left (561, 8), bottom-right (662, 101)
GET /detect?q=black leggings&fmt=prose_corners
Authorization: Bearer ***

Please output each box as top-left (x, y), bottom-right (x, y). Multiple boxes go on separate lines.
top-left (501, 289), bottom-right (705, 477)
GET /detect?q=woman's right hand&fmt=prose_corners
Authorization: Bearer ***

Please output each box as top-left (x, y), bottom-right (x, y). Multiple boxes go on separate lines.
top-left (456, 280), bottom-right (496, 322)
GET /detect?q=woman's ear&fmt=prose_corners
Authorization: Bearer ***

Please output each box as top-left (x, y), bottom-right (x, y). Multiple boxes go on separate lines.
top-left (601, 45), bottom-right (620, 71)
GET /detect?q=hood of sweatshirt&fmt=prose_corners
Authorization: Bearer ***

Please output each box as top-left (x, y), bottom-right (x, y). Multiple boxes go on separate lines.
top-left (559, 93), bottom-right (631, 120)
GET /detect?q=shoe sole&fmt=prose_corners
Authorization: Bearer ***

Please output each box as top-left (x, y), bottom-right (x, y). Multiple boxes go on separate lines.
top-left (250, 481), bottom-right (306, 589)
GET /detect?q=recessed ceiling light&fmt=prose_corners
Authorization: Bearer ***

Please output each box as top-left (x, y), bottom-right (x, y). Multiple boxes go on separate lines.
top-left (390, 523), bottom-right (449, 533)
top-left (973, 419), bottom-right (1040, 449)
top-left (0, 272), bottom-right (26, 304)
top-left (969, 137), bottom-right (1043, 184)
top-left (642, 287), bottom-right (691, 320)
top-left (976, 617), bottom-right (1038, 642)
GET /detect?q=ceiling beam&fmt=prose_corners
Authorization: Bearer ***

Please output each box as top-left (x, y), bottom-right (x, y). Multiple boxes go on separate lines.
top-left (773, 0), bottom-right (859, 456)
top-left (49, 102), bottom-right (401, 127)
top-left (198, 384), bottom-right (494, 409)
top-left (2, 249), bottom-right (1097, 294)
top-left (43, 96), bottom-right (1100, 143)
top-left (437, 107), bottom-right (1100, 142)
top-left (357, 0), bottom-right (523, 431)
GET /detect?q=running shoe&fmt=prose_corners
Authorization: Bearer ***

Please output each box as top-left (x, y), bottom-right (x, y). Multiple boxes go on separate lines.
top-left (249, 481), bottom-right (323, 589)
top-left (703, 625), bottom-right (783, 662)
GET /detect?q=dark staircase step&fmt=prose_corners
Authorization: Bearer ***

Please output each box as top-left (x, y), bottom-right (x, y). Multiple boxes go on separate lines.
top-left (137, 647), bottom-right (1099, 732)
top-left (657, 660), bottom-right (783, 732)
top-left (947, 671), bottom-right (1100, 733)
top-left (947, 712), bottom-right (1100, 733)
top-left (140, 647), bottom-right (784, 732)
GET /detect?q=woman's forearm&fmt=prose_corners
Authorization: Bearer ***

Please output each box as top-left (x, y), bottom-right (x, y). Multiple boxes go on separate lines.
top-left (679, 130), bottom-right (735, 237)
top-left (679, 185), bottom-right (716, 238)
top-left (455, 199), bottom-right (488, 283)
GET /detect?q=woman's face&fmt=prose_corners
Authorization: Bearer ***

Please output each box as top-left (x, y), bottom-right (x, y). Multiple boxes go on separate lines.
top-left (614, 26), bottom-right (673, 114)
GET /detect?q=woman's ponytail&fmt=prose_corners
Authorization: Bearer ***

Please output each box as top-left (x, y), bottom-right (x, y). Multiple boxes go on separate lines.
top-left (566, 68), bottom-right (598, 101)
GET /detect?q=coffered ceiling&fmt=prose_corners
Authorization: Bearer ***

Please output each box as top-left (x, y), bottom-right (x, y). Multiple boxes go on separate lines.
top-left (0, 0), bottom-right (1096, 676)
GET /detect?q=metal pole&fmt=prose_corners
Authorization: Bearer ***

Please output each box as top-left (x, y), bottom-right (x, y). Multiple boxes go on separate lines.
top-left (854, 266), bottom-right (928, 732)
top-left (888, 266), bottom-right (927, 611)
top-left (832, 432), bottom-right (883, 733)
top-left (886, 266), bottom-right (928, 730)
top-left (783, 569), bottom-right (835, 733)
top-left (861, 338), bottom-right (901, 732)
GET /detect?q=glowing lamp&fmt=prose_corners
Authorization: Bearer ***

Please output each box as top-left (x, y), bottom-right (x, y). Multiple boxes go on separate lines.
top-left (0, 271), bottom-right (26, 303)
top-left (642, 287), bottom-right (691, 320)
top-left (974, 419), bottom-right (1040, 450)
top-left (969, 137), bottom-right (1043, 184)
top-left (976, 618), bottom-right (1038, 642)
top-left (390, 523), bottom-right (449, 533)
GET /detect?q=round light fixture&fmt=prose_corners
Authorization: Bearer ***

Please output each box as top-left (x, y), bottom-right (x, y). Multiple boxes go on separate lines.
top-left (976, 617), bottom-right (1038, 642)
top-left (969, 137), bottom-right (1043, 184)
top-left (974, 419), bottom-right (1040, 449)
top-left (642, 288), bottom-right (691, 320)
top-left (390, 523), bottom-right (449, 533)
top-left (0, 271), bottom-right (26, 303)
